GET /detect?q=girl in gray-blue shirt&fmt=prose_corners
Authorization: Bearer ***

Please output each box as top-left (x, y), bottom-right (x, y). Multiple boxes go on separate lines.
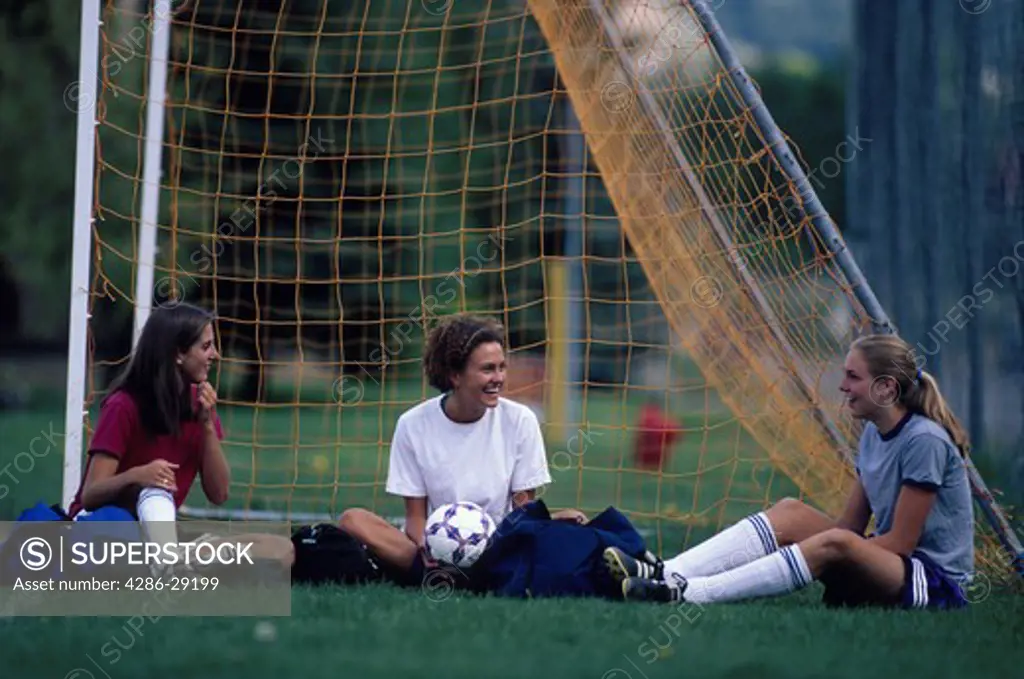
top-left (604, 334), bottom-right (974, 610)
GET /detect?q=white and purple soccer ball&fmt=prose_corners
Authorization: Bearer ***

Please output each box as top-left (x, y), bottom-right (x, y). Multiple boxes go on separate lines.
top-left (424, 501), bottom-right (496, 568)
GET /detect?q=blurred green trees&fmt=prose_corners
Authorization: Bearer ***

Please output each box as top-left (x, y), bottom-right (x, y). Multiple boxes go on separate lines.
top-left (0, 0), bottom-right (86, 344)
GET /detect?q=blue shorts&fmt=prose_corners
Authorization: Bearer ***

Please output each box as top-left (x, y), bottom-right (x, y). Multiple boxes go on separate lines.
top-left (898, 553), bottom-right (969, 610)
top-left (822, 551), bottom-right (968, 611)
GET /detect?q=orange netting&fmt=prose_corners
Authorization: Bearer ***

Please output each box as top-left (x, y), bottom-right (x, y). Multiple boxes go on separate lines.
top-left (79, 0), bottom-right (1013, 578)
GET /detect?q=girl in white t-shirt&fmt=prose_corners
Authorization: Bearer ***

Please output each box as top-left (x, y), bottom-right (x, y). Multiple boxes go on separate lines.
top-left (339, 314), bottom-right (586, 580)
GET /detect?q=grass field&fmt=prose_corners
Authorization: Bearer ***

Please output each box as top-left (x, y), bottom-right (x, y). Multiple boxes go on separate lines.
top-left (2, 388), bottom-right (1023, 679)
top-left (3, 576), bottom-right (1022, 679)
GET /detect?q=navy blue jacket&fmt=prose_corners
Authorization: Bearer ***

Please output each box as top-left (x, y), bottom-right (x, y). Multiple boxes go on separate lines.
top-left (471, 499), bottom-right (647, 599)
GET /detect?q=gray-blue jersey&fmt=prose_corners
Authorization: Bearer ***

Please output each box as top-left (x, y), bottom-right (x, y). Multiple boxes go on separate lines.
top-left (856, 413), bottom-right (974, 579)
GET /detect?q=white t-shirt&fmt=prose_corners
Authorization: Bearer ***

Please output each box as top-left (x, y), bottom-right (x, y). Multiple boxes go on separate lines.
top-left (385, 395), bottom-right (553, 525)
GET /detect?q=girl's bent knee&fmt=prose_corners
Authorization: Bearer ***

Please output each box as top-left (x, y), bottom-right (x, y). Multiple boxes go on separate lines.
top-left (815, 528), bottom-right (858, 562)
top-left (338, 508), bottom-right (369, 533)
top-left (771, 497), bottom-right (806, 513)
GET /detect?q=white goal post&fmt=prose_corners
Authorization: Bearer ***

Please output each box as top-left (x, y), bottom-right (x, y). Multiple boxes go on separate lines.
top-left (62, 0), bottom-right (103, 511)
top-left (62, 0), bottom-right (174, 512)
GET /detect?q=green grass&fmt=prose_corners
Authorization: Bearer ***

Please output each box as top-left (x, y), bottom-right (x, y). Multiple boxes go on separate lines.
top-left (3, 394), bottom-right (1023, 679)
top-left (2, 583), bottom-right (1022, 679)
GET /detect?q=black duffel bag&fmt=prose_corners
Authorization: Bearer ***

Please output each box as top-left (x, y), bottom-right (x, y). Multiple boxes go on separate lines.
top-left (290, 523), bottom-right (385, 586)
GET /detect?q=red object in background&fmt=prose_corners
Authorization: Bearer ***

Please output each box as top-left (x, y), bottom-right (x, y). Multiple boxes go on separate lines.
top-left (633, 403), bottom-right (682, 470)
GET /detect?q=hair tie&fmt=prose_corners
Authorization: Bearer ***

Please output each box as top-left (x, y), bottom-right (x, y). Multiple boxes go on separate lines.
top-left (916, 368), bottom-right (923, 384)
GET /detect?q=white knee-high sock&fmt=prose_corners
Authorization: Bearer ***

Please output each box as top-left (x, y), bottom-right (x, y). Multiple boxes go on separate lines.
top-left (662, 512), bottom-right (779, 583)
top-left (137, 487), bottom-right (179, 548)
top-left (682, 545), bottom-right (814, 604)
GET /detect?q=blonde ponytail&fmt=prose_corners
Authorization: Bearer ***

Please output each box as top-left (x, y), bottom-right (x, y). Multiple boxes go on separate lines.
top-left (905, 370), bottom-right (971, 458)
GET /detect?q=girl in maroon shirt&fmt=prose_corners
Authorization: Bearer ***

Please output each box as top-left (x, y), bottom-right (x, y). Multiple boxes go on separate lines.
top-left (68, 304), bottom-right (230, 553)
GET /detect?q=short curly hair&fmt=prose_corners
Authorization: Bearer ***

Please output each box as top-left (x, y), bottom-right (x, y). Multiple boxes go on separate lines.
top-left (423, 314), bottom-right (505, 392)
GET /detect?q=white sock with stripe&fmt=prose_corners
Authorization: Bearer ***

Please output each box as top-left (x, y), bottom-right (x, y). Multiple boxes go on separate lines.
top-left (661, 512), bottom-right (779, 582)
top-left (680, 545), bottom-right (814, 604)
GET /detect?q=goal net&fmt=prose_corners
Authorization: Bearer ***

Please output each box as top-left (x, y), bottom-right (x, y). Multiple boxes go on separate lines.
top-left (69, 0), bottom-right (1020, 579)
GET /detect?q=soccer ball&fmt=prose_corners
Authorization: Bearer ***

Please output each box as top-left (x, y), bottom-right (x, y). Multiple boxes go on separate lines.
top-left (424, 502), bottom-right (496, 568)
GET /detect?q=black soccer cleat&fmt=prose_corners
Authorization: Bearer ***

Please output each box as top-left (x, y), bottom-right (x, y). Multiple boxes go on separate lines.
top-left (621, 576), bottom-right (686, 604)
top-left (603, 546), bottom-right (664, 582)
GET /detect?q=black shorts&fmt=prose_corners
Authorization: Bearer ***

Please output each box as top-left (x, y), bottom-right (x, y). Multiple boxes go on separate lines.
top-left (821, 551), bottom-right (969, 611)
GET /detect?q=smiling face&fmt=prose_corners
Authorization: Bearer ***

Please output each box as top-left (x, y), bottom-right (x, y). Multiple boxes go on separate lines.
top-left (839, 347), bottom-right (899, 420)
top-left (450, 341), bottom-right (506, 409)
top-left (177, 323), bottom-right (219, 384)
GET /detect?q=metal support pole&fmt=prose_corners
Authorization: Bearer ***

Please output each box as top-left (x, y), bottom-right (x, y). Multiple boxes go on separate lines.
top-left (690, 0), bottom-right (895, 336)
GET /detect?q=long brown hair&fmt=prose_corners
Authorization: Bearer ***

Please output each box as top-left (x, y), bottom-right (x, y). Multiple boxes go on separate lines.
top-left (850, 334), bottom-right (971, 457)
top-left (107, 303), bottom-right (215, 438)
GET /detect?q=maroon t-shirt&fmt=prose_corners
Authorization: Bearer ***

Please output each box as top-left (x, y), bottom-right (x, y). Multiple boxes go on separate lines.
top-left (68, 388), bottom-right (224, 518)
